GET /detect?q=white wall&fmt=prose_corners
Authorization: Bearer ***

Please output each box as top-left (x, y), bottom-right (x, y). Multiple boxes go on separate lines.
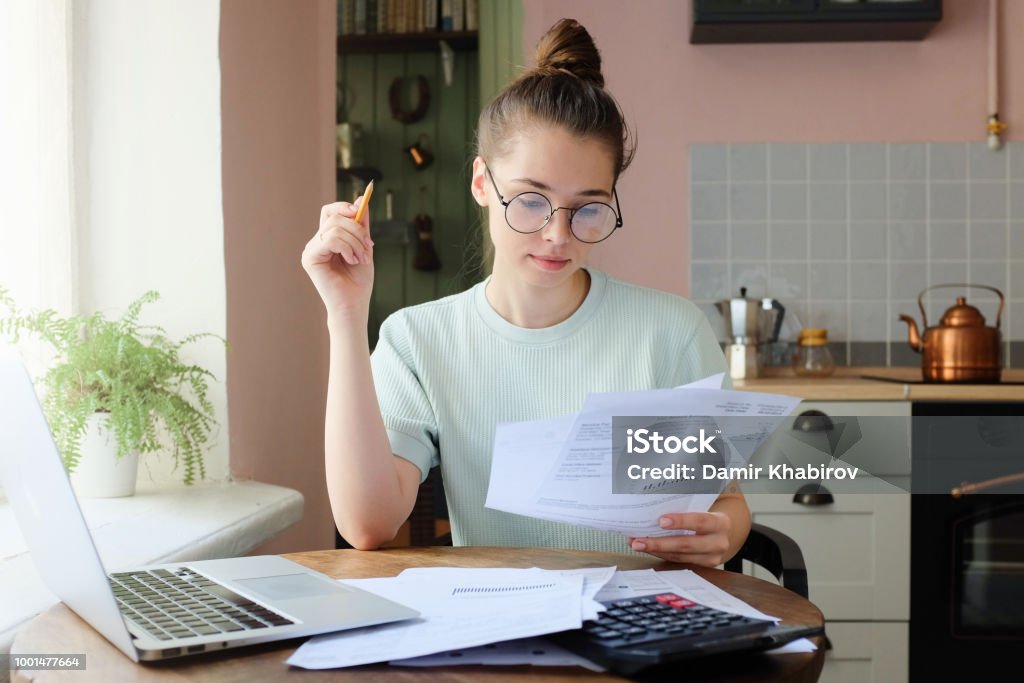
top-left (73, 0), bottom-right (228, 486)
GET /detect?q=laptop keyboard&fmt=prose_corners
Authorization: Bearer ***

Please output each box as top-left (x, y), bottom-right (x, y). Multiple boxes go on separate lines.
top-left (582, 592), bottom-right (769, 648)
top-left (109, 568), bottom-right (295, 641)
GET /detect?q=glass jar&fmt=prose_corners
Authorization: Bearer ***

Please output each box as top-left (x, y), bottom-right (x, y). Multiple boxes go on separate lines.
top-left (793, 328), bottom-right (836, 378)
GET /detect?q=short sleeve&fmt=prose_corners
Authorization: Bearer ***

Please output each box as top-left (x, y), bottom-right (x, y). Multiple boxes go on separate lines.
top-left (370, 314), bottom-right (440, 483)
top-left (683, 302), bottom-right (732, 388)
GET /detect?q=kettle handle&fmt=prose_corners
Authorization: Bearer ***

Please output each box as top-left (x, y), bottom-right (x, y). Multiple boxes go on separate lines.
top-left (916, 283), bottom-right (1004, 329)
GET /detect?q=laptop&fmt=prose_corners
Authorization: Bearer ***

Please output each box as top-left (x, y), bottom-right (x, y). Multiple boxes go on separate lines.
top-left (548, 591), bottom-right (824, 676)
top-left (0, 358), bottom-right (418, 662)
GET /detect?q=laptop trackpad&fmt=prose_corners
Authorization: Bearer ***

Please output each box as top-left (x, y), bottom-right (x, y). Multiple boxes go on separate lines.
top-left (235, 574), bottom-right (348, 600)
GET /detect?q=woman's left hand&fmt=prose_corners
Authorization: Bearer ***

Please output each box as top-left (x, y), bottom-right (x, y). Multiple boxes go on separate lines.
top-left (628, 512), bottom-right (732, 567)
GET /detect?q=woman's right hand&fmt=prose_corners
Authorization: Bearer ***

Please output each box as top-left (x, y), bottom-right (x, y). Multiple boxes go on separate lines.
top-left (301, 195), bottom-right (375, 318)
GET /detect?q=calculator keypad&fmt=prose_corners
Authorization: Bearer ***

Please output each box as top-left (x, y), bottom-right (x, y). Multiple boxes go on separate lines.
top-left (581, 593), bottom-right (769, 648)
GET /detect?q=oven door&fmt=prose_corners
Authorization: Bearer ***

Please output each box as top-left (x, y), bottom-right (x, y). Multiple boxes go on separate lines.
top-left (953, 500), bottom-right (1024, 639)
top-left (911, 402), bottom-right (1024, 680)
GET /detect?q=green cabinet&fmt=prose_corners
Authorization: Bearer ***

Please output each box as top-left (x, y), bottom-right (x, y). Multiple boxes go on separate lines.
top-left (337, 39), bottom-right (482, 347)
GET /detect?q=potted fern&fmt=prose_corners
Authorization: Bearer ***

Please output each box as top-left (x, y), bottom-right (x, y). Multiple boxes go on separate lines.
top-left (0, 289), bottom-right (224, 496)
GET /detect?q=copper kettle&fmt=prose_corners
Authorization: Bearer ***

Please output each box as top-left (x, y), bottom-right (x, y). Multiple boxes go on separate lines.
top-left (898, 284), bottom-right (1003, 383)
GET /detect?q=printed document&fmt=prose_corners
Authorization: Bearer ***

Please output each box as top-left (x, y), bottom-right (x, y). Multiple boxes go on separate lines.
top-left (396, 565), bottom-right (615, 621)
top-left (286, 568), bottom-right (587, 669)
top-left (390, 567), bottom-right (813, 669)
top-left (485, 378), bottom-right (801, 536)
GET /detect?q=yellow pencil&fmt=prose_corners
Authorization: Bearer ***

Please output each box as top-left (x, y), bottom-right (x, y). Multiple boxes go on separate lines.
top-left (354, 179), bottom-right (375, 224)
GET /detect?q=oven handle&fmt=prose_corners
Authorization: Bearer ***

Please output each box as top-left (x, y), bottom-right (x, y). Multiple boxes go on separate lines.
top-left (951, 471), bottom-right (1024, 497)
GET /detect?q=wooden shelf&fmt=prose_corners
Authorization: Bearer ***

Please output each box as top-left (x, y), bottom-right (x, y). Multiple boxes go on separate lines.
top-left (337, 31), bottom-right (478, 54)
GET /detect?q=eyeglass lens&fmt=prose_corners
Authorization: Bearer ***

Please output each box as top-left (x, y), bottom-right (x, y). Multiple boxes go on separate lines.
top-left (505, 192), bottom-right (618, 243)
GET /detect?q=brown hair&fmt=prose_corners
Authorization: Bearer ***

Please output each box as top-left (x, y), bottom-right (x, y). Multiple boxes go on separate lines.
top-left (476, 18), bottom-right (635, 181)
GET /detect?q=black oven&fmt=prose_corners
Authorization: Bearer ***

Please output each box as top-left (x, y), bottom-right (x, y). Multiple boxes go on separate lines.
top-left (910, 402), bottom-right (1024, 681)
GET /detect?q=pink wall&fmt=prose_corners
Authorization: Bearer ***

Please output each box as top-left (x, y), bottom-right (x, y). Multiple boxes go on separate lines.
top-left (221, 0), bottom-right (337, 554)
top-left (523, 0), bottom-right (1023, 295)
top-left (216, 0), bottom-right (1021, 554)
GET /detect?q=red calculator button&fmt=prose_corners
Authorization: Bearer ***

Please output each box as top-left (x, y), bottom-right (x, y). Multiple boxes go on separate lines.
top-left (669, 599), bottom-right (696, 609)
top-left (655, 594), bottom-right (681, 604)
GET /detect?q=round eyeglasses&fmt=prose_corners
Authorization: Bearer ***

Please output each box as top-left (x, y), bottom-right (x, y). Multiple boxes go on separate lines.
top-left (485, 166), bottom-right (623, 244)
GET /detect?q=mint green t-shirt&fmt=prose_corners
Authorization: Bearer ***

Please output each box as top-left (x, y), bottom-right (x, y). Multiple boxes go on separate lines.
top-left (369, 269), bottom-right (728, 552)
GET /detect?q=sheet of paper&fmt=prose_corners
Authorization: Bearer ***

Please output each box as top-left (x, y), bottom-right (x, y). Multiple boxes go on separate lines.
top-left (543, 386), bottom-right (799, 499)
top-left (592, 568), bottom-right (677, 602)
top-left (484, 374), bottom-right (731, 525)
top-left (661, 571), bottom-right (818, 656)
top-left (397, 566), bottom-right (616, 621)
top-left (676, 372), bottom-right (725, 390)
top-left (486, 378), bottom-right (801, 537)
top-left (658, 569), bottom-right (779, 622)
top-left (389, 636), bottom-right (606, 671)
top-left (393, 568), bottom-right (812, 671)
top-left (285, 572), bottom-right (584, 669)
top-left (390, 632), bottom-right (815, 667)
top-left (484, 413), bottom-right (576, 517)
top-left (384, 567), bottom-right (617, 670)
top-left (485, 421), bottom-right (717, 537)
top-left (766, 638), bottom-right (818, 654)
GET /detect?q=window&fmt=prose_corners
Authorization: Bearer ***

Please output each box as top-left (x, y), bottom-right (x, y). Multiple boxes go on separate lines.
top-left (0, 0), bottom-right (76, 500)
top-left (0, 0), bottom-right (77, 355)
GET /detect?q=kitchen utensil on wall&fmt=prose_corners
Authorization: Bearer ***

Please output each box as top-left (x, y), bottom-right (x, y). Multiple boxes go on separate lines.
top-left (335, 84), bottom-right (364, 169)
top-left (898, 283), bottom-right (1004, 383)
top-left (440, 40), bottom-right (455, 86)
top-left (412, 214), bottom-right (441, 271)
top-left (373, 189), bottom-right (410, 245)
top-left (405, 134), bottom-right (434, 170)
top-left (412, 187), bottom-right (441, 271)
top-left (335, 121), bottom-right (364, 169)
top-left (388, 75), bottom-right (430, 124)
top-left (714, 287), bottom-right (786, 380)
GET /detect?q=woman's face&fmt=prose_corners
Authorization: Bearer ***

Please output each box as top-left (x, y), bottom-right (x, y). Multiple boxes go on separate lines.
top-left (471, 125), bottom-right (617, 291)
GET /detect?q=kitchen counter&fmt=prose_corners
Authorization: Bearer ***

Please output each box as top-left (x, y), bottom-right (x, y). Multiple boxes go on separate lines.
top-left (733, 367), bottom-right (1024, 401)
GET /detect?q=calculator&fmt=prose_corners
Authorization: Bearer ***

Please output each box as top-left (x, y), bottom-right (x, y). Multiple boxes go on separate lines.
top-left (547, 592), bottom-right (824, 676)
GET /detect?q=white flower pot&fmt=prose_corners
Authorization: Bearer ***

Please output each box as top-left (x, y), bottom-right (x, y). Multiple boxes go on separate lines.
top-left (70, 413), bottom-right (140, 498)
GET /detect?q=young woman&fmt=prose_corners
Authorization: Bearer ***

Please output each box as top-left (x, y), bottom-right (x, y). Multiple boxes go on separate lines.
top-left (301, 18), bottom-right (750, 567)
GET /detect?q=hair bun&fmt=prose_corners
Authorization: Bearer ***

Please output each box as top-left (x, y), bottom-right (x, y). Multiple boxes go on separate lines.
top-left (533, 18), bottom-right (604, 88)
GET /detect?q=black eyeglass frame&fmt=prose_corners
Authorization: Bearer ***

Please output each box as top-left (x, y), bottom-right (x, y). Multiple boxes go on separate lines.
top-left (484, 166), bottom-right (624, 244)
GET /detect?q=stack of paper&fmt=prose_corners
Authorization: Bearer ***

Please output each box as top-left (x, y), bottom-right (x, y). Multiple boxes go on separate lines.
top-left (392, 567), bottom-right (816, 669)
top-left (485, 374), bottom-right (801, 537)
top-left (285, 565), bottom-right (614, 670)
top-left (286, 564), bottom-right (814, 671)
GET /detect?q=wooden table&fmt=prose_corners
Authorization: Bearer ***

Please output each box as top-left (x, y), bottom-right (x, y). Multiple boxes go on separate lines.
top-left (12, 547), bottom-right (825, 682)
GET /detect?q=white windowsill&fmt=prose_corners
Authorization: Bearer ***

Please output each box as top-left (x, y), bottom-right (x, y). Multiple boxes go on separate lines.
top-left (0, 479), bottom-right (303, 660)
